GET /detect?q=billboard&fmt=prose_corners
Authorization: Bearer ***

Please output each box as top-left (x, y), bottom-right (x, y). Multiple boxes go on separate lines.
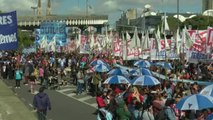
top-left (0, 11), bottom-right (18, 50)
top-left (35, 22), bottom-right (67, 46)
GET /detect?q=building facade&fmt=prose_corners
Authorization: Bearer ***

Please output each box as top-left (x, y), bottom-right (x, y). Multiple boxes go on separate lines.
top-left (203, 0), bottom-right (213, 12)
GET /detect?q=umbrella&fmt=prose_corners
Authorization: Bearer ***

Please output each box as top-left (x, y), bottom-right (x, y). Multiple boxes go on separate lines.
top-left (93, 64), bottom-right (110, 72)
top-left (131, 75), bottom-right (160, 86)
top-left (175, 94), bottom-right (213, 110)
top-left (134, 60), bottom-right (152, 68)
top-left (107, 68), bottom-right (129, 76)
top-left (90, 59), bottom-right (108, 66)
top-left (200, 84), bottom-right (213, 97)
top-left (130, 68), bottom-right (152, 76)
top-left (103, 75), bottom-right (130, 84)
top-left (154, 62), bottom-right (173, 69)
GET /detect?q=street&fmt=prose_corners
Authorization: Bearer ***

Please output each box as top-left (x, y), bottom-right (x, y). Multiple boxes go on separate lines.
top-left (3, 79), bottom-right (97, 120)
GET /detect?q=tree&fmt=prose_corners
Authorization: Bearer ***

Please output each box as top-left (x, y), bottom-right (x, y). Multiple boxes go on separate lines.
top-left (17, 29), bottom-right (34, 50)
top-left (181, 16), bottom-right (213, 30)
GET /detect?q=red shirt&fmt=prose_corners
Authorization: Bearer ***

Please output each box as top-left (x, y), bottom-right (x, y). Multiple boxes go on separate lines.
top-left (96, 96), bottom-right (106, 108)
top-left (127, 93), bottom-right (144, 104)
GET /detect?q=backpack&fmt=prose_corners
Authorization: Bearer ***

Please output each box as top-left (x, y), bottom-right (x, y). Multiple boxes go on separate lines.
top-left (97, 108), bottom-right (113, 120)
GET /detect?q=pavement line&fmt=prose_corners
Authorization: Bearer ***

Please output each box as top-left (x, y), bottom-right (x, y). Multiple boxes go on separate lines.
top-left (78, 96), bottom-right (93, 101)
top-left (57, 88), bottom-right (73, 93)
top-left (29, 103), bottom-right (33, 108)
top-left (0, 113), bottom-right (2, 120)
top-left (59, 92), bottom-right (98, 109)
top-left (90, 103), bottom-right (97, 108)
top-left (67, 93), bottom-right (76, 97)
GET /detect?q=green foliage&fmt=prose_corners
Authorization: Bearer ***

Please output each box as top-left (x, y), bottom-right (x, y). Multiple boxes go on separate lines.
top-left (181, 16), bottom-right (213, 30)
top-left (157, 16), bottom-right (181, 33)
top-left (17, 29), bottom-right (34, 50)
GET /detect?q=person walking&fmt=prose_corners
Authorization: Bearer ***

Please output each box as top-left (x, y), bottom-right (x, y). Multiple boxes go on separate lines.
top-left (33, 87), bottom-right (51, 120)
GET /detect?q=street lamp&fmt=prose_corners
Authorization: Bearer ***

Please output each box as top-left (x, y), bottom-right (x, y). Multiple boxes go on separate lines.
top-left (31, 6), bottom-right (37, 16)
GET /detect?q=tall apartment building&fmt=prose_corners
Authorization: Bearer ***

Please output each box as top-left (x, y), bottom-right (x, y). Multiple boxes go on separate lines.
top-left (203, 0), bottom-right (213, 12)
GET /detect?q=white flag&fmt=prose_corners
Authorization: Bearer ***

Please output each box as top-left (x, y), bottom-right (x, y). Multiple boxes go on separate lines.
top-left (183, 26), bottom-right (194, 49)
top-left (40, 36), bottom-right (48, 49)
top-left (155, 26), bottom-right (162, 52)
top-left (176, 28), bottom-right (181, 55)
top-left (142, 31), bottom-right (150, 51)
top-left (90, 33), bottom-right (95, 49)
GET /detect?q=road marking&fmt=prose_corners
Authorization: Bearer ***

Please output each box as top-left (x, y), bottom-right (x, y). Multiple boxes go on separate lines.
top-left (0, 113), bottom-right (2, 120)
top-left (57, 88), bottom-right (73, 93)
top-left (59, 91), bottom-right (97, 109)
top-left (90, 103), bottom-right (97, 108)
top-left (78, 96), bottom-right (93, 101)
top-left (29, 103), bottom-right (33, 108)
top-left (67, 93), bottom-right (76, 97)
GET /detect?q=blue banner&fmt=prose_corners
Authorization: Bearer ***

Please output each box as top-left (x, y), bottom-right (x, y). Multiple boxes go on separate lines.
top-left (0, 11), bottom-right (18, 50)
top-left (35, 22), bottom-right (67, 46)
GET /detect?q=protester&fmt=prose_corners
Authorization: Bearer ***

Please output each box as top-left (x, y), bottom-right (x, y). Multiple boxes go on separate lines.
top-left (15, 67), bottom-right (22, 88)
top-left (33, 87), bottom-right (51, 120)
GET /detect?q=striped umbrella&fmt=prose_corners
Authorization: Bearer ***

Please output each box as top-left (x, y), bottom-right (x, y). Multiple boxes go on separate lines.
top-left (130, 68), bottom-right (152, 76)
top-left (90, 59), bottom-right (109, 66)
top-left (176, 94), bottom-right (213, 110)
top-left (134, 60), bottom-right (152, 68)
top-left (131, 75), bottom-right (160, 86)
top-left (103, 75), bottom-right (130, 84)
top-left (107, 68), bottom-right (129, 76)
top-left (200, 84), bottom-right (213, 97)
top-left (93, 64), bottom-right (110, 72)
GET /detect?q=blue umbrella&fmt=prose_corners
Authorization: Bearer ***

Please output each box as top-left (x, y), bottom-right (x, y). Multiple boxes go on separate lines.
top-left (154, 62), bottom-right (173, 69)
top-left (93, 64), bottom-right (111, 72)
top-left (134, 60), bottom-right (152, 68)
top-left (130, 68), bottom-right (152, 76)
top-left (103, 75), bottom-right (130, 84)
top-left (131, 75), bottom-right (160, 86)
top-left (175, 94), bottom-right (213, 110)
top-left (107, 68), bottom-right (129, 76)
top-left (200, 84), bottom-right (213, 97)
top-left (90, 59), bottom-right (109, 66)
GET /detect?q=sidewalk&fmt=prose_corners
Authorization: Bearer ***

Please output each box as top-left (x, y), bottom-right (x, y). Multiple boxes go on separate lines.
top-left (0, 80), bottom-right (37, 120)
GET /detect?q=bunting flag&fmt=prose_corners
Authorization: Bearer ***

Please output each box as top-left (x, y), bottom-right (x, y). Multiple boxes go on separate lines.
top-left (183, 27), bottom-right (194, 49)
top-left (164, 13), bottom-right (170, 31)
top-left (90, 33), bottom-right (95, 50)
top-left (155, 27), bottom-right (162, 52)
top-left (40, 35), bottom-right (48, 49)
top-left (141, 31), bottom-right (150, 51)
top-left (48, 35), bottom-right (56, 52)
top-left (130, 27), bottom-right (137, 48)
top-left (175, 28), bottom-right (181, 55)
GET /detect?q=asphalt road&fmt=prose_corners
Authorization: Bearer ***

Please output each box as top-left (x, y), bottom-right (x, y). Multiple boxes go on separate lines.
top-left (3, 79), bottom-right (97, 120)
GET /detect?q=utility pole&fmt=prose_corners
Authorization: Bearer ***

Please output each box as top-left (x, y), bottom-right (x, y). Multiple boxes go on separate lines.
top-left (177, 0), bottom-right (180, 27)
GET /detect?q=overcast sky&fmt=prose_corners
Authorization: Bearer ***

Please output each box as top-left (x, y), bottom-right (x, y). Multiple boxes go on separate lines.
top-left (0, 0), bottom-right (202, 25)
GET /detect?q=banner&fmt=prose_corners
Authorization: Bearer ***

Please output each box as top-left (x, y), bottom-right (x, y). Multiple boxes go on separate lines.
top-left (0, 11), bottom-right (18, 50)
top-left (80, 35), bottom-right (90, 54)
top-left (35, 22), bottom-right (67, 46)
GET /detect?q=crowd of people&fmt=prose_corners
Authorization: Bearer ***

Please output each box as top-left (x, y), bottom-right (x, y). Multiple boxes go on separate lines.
top-left (0, 51), bottom-right (213, 120)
